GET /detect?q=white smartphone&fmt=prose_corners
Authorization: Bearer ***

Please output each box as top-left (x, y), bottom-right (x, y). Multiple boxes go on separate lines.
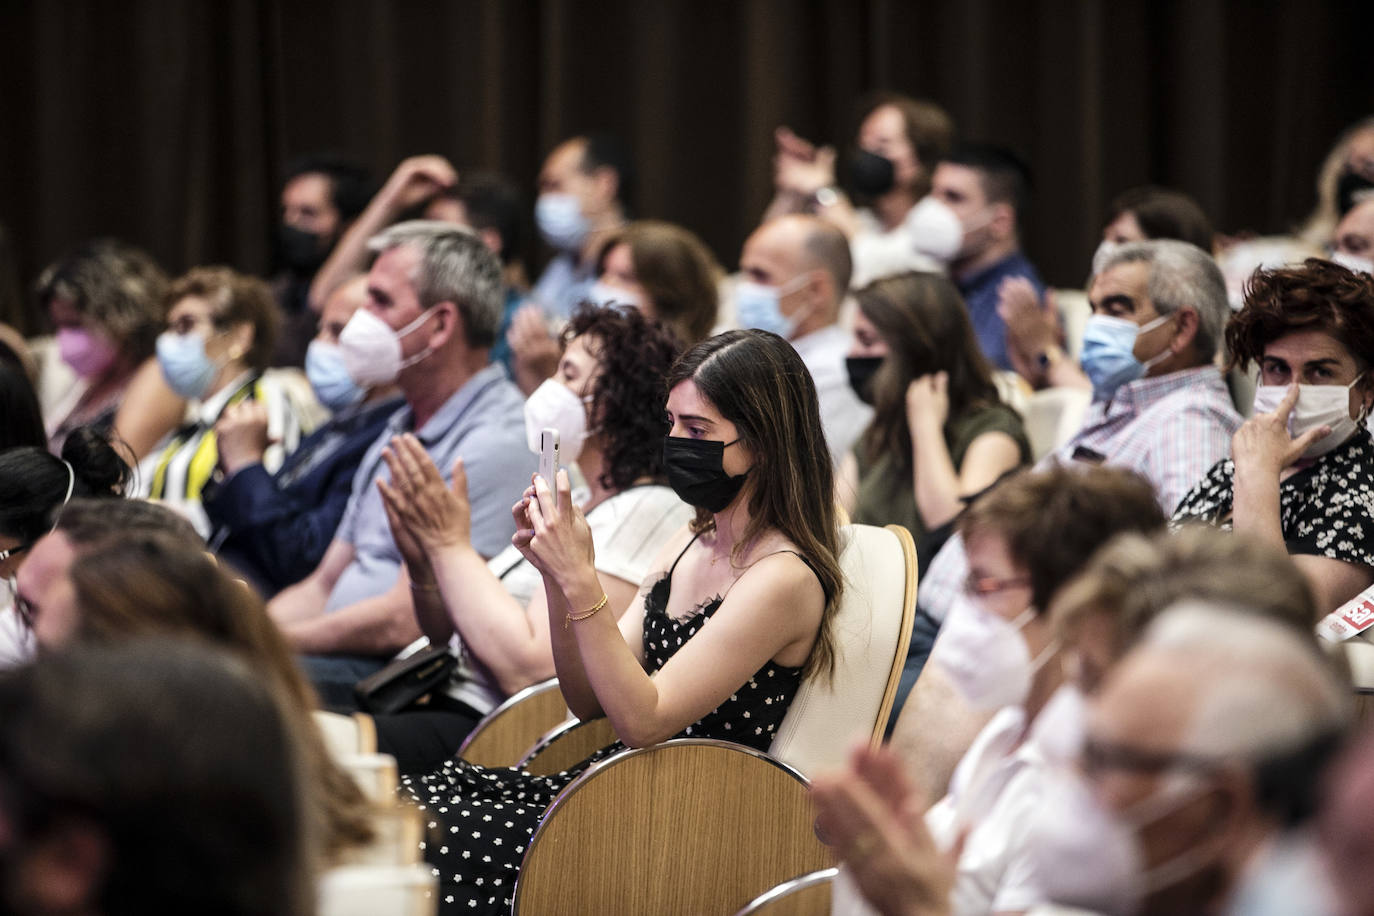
top-left (538, 427), bottom-right (560, 489)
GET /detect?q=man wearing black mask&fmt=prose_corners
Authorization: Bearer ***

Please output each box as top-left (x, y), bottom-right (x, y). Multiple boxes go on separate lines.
top-left (273, 154), bottom-right (373, 367)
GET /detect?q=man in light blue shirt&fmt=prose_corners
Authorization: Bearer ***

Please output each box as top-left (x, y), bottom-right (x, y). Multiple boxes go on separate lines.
top-left (268, 222), bottom-right (533, 696)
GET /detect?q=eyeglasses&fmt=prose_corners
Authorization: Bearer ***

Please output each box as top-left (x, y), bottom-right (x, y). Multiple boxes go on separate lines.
top-left (963, 573), bottom-right (1032, 597)
top-left (0, 544), bottom-right (30, 563)
top-left (1080, 738), bottom-right (1222, 780)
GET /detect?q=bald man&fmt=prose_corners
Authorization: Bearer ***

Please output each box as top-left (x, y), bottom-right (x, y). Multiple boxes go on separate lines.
top-left (738, 214), bottom-right (873, 464)
top-left (203, 274), bottom-right (404, 596)
top-left (1033, 603), bottom-right (1348, 916)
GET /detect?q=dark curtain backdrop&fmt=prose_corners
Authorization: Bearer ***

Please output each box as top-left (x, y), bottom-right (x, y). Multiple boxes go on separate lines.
top-left (2, 0), bottom-right (1373, 310)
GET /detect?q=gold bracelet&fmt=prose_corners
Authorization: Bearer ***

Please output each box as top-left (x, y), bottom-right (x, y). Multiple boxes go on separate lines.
top-left (409, 579), bottom-right (441, 592)
top-left (565, 592), bottom-right (609, 629)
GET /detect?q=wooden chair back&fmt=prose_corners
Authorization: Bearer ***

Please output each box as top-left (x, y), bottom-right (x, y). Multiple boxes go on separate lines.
top-left (732, 868), bottom-right (836, 916)
top-left (457, 678), bottom-right (569, 768)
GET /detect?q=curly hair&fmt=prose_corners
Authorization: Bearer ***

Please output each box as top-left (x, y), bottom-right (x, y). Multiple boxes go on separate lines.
top-left (1226, 258), bottom-right (1374, 372)
top-left (562, 304), bottom-right (682, 491)
top-left (166, 267), bottom-right (280, 370)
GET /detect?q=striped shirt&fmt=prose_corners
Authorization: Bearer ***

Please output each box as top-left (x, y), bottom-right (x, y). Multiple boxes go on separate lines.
top-left (136, 370), bottom-right (309, 537)
top-left (919, 365), bottom-right (1242, 622)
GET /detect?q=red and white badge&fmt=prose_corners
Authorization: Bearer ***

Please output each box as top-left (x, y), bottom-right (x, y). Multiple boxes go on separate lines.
top-left (1317, 589), bottom-right (1374, 642)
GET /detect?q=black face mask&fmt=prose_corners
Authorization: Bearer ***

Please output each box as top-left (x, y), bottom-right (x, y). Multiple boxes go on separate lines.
top-left (845, 148), bottom-right (896, 198)
top-left (663, 436), bottom-right (747, 513)
top-left (275, 223), bottom-right (329, 275)
top-left (1337, 169), bottom-right (1374, 217)
top-left (845, 356), bottom-right (883, 406)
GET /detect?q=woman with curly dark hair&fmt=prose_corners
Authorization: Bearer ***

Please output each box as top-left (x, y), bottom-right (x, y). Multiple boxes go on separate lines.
top-left (371, 304), bottom-right (692, 772)
top-left (1174, 258), bottom-right (1374, 615)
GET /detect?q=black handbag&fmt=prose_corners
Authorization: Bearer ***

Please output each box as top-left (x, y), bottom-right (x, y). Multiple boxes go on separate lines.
top-left (353, 643), bottom-right (458, 714)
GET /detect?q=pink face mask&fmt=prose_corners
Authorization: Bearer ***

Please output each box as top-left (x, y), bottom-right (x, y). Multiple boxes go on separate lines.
top-left (56, 327), bottom-right (119, 379)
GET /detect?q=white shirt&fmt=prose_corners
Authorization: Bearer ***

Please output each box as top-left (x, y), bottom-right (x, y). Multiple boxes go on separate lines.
top-left (849, 207), bottom-right (948, 289)
top-left (790, 323), bottom-right (874, 467)
top-left (926, 706), bottom-right (1057, 915)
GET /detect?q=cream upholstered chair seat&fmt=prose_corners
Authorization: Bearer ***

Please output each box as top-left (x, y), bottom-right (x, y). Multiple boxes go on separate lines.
top-left (1023, 386), bottom-right (1093, 462)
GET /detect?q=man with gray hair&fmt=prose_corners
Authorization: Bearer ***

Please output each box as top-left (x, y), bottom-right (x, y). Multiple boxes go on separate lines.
top-left (890, 239), bottom-right (1244, 804)
top-left (1027, 601), bottom-right (1348, 915)
top-left (269, 221), bottom-right (532, 698)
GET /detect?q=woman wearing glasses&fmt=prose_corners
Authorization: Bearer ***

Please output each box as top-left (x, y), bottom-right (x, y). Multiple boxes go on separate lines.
top-left (0, 426), bottom-right (128, 665)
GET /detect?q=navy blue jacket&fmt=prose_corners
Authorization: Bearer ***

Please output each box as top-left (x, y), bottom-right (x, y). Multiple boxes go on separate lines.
top-left (203, 396), bottom-right (403, 597)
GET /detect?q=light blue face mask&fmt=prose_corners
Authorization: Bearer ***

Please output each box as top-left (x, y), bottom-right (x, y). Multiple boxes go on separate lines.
top-left (1079, 312), bottom-right (1174, 399)
top-left (156, 331), bottom-right (221, 400)
top-left (305, 340), bottom-right (366, 412)
top-left (535, 192), bottom-right (590, 251)
top-left (734, 276), bottom-right (809, 339)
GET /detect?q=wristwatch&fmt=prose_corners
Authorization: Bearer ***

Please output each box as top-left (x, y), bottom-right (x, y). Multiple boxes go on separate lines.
top-left (1036, 345), bottom-right (1067, 373)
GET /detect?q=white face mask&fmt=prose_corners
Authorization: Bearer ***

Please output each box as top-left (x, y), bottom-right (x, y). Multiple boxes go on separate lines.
top-left (1029, 682), bottom-right (1088, 764)
top-left (905, 196), bottom-right (964, 263)
top-left (523, 377), bottom-right (594, 462)
top-left (1028, 767), bottom-right (1220, 916)
top-left (338, 307), bottom-right (437, 388)
top-left (587, 280), bottom-right (643, 311)
top-left (1331, 250), bottom-right (1374, 275)
top-left (1251, 376), bottom-right (1366, 459)
top-left (932, 592), bottom-right (1055, 711)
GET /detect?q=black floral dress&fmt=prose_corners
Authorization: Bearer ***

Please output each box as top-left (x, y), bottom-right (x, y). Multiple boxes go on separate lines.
top-left (1171, 431), bottom-right (1374, 567)
top-left (398, 564), bottom-right (806, 915)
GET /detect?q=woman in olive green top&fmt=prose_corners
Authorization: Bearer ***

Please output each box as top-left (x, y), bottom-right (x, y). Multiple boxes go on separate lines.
top-left (838, 271), bottom-right (1031, 570)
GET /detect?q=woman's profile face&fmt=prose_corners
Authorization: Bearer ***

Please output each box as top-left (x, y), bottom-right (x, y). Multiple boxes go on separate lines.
top-left (166, 295), bottom-right (247, 368)
top-left (665, 379), bottom-right (750, 477)
top-left (1260, 328), bottom-right (1372, 419)
top-left (847, 308), bottom-right (890, 359)
top-left (598, 243), bottom-right (653, 316)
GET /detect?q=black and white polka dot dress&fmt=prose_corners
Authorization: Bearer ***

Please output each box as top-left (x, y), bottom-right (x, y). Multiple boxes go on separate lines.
top-left (398, 569), bottom-right (806, 915)
top-left (1172, 431), bottom-right (1374, 568)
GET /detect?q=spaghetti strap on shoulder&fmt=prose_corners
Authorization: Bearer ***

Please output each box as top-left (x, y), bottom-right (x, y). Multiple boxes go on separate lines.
top-left (666, 531), bottom-right (701, 578)
top-left (724, 548), bottom-right (831, 605)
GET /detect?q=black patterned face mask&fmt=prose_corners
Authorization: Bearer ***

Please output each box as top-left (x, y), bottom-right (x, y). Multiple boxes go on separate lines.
top-left (662, 436), bottom-right (746, 513)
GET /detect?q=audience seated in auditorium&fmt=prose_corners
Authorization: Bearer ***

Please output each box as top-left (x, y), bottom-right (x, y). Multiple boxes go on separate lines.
top-left (267, 221), bottom-right (531, 701)
top-left (588, 220), bottom-right (722, 346)
top-left (839, 270), bottom-right (1030, 572)
top-left (736, 214), bottom-right (873, 464)
top-left (1174, 258), bottom-right (1374, 615)
top-left (1001, 185), bottom-right (1215, 390)
top-left (400, 329), bottom-right (841, 915)
top-left (0, 429), bottom-right (128, 666)
top-left (1332, 196), bottom-right (1374, 275)
top-left (0, 641), bottom-right (314, 916)
top-left (819, 600), bottom-right (1348, 916)
top-left (34, 239), bottom-right (184, 454)
top-left (273, 153), bottom-right (373, 366)
top-left (309, 157), bottom-right (529, 377)
top-left (203, 274), bottom-right (403, 597)
top-left (371, 305), bottom-right (691, 773)
top-left (891, 239), bottom-right (1240, 802)
top-left (929, 143), bottom-right (1044, 371)
top-left (13, 498), bottom-right (373, 865)
top-left (135, 266), bottom-right (311, 537)
top-left (764, 92), bottom-right (957, 287)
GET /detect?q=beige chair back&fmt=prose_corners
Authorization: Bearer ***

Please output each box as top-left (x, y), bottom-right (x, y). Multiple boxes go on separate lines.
top-left (1054, 288), bottom-right (1091, 359)
top-left (734, 868), bottom-right (837, 915)
top-left (768, 524), bottom-right (917, 776)
top-left (1023, 386), bottom-right (1093, 461)
top-left (519, 716), bottom-right (618, 776)
top-left (457, 678), bottom-right (570, 768)
top-left (514, 741), bottom-right (831, 915)
top-left (313, 710), bottom-right (377, 759)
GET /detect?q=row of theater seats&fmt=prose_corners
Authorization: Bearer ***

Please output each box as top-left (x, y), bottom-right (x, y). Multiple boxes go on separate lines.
top-left (316, 523), bottom-right (919, 915)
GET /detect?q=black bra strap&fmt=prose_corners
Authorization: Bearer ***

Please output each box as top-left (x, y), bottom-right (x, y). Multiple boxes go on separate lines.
top-left (666, 532), bottom-right (701, 579)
